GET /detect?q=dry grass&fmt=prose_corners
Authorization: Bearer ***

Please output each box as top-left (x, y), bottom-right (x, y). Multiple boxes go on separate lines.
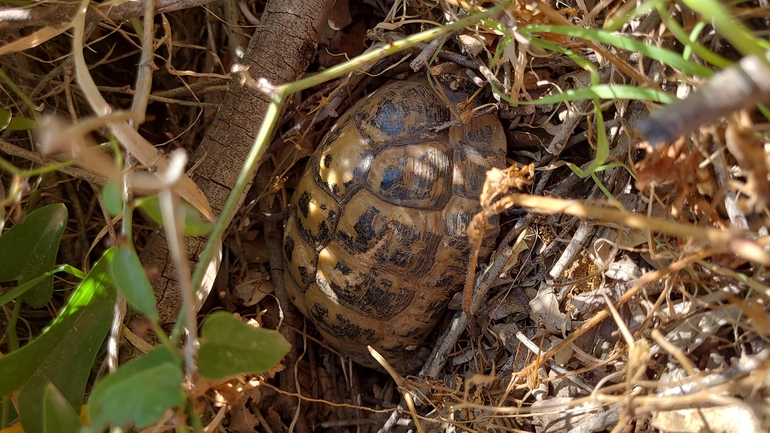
top-left (1, 0), bottom-right (770, 432)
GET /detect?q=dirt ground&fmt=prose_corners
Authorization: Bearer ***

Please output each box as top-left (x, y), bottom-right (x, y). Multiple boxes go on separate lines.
top-left (2, 1), bottom-right (770, 432)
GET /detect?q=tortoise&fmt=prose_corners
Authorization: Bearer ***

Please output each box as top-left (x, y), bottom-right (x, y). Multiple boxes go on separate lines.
top-left (282, 76), bottom-right (507, 372)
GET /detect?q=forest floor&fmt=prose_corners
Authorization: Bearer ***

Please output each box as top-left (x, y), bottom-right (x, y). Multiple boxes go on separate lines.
top-left (2, 1), bottom-right (770, 432)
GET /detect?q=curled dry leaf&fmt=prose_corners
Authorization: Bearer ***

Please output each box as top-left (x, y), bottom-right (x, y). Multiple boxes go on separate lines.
top-left (476, 164), bottom-right (536, 213)
top-left (36, 115), bottom-right (171, 195)
top-left (70, 1), bottom-right (213, 220)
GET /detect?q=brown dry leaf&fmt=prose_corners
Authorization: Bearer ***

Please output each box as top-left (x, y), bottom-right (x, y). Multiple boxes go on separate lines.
top-left (725, 111), bottom-right (770, 212)
top-left (523, 69), bottom-right (551, 90)
top-left (530, 282), bottom-right (568, 334)
top-left (318, 7), bottom-right (367, 69)
top-left (262, 361), bottom-right (285, 380)
top-left (651, 405), bottom-right (762, 433)
top-left (0, 23), bottom-right (70, 55)
top-left (71, 6), bottom-right (214, 219)
top-left (327, 0), bottom-right (352, 30)
top-left (228, 397), bottom-right (260, 433)
top-left (635, 138), bottom-right (702, 215)
top-left (479, 163), bottom-right (536, 208)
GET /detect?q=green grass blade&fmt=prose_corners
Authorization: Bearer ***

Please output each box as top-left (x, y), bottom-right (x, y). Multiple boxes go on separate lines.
top-left (518, 85), bottom-right (677, 105)
top-left (526, 24), bottom-right (715, 77)
top-left (523, 29), bottom-right (597, 73)
top-left (655, 3), bottom-right (731, 68)
top-left (681, 0), bottom-right (769, 59)
top-left (604, 0), bottom-right (665, 32)
top-left (0, 265), bottom-right (84, 308)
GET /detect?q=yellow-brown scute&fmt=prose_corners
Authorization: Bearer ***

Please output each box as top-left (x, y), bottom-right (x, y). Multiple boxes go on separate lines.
top-left (283, 78), bottom-right (507, 372)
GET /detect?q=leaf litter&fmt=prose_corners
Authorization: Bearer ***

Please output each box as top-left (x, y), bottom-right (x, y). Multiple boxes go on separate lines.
top-left (2, 0), bottom-right (770, 432)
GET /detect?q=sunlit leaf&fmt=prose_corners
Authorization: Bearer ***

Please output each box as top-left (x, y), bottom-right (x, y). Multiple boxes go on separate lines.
top-left (89, 346), bottom-right (184, 430)
top-left (198, 312), bottom-right (290, 380)
top-left (518, 85), bottom-right (677, 105)
top-left (0, 251), bottom-right (116, 433)
top-left (0, 265), bottom-right (85, 308)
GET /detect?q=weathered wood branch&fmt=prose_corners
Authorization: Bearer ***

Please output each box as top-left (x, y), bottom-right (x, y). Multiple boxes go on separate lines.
top-left (0, 0), bottom-right (216, 28)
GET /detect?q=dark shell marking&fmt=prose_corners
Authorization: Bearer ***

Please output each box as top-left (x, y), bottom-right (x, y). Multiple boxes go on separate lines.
top-left (283, 78), bottom-right (506, 372)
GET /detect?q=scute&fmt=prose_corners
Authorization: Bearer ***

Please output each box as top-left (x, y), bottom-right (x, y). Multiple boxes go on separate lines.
top-left (283, 77), bottom-right (507, 372)
top-left (291, 174), bottom-right (340, 251)
top-left (355, 81), bottom-right (450, 147)
top-left (315, 120), bottom-right (374, 203)
top-left (367, 142), bottom-right (452, 209)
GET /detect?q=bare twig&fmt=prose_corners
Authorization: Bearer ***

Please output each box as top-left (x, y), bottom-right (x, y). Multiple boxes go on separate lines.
top-left (157, 150), bottom-right (199, 380)
top-left (0, 138), bottom-right (110, 186)
top-left (129, 0), bottom-right (156, 128)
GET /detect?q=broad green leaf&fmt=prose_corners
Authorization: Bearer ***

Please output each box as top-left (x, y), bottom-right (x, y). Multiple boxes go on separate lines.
top-left (109, 244), bottom-right (158, 321)
top-left (135, 196), bottom-right (213, 236)
top-left (89, 346), bottom-right (184, 430)
top-left (6, 116), bottom-right (37, 131)
top-left (0, 203), bottom-right (68, 307)
top-left (0, 251), bottom-right (116, 433)
top-left (102, 182), bottom-right (123, 216)
top-left (518, 85), bottom-right (677, 105)
top-left (526, 24), bottom-right (715, 78)
top-left (198, 312), bottom-right (290, 380)
top-left (43, 384), bottom-right (82, 433)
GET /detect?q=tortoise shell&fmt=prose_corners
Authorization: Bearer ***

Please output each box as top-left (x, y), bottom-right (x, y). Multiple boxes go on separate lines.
top-left (283, 77), bottom-right (507, 372)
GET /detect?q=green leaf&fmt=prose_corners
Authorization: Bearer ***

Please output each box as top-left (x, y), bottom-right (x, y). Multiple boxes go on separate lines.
top-left (88, 346), bottom-right (184, 430)
top-left (43, 383), bottom-right (83, 433)
top-left (0, 106), bottom-right (11, 130)
top-left (604, 0), bottom-right (663, 32)
top-left (102, 182), bottom-right (123, 216)
top-left (526, 24), bottom-right (715, 78)
top-left (109, 244), bottom-right (158, 321)
top-left (6, 116), bottom-right (37, 131)
top-left (198, 312), bottom-right (291, 380)
top-left (655, 2), bottom-right (731, 69)
top-left (0, 251), bottom-right (116, 433)
top-left (0, 203), bottom-right (68, 307)
top-left (518, 85), bottom-right (678, 105)
top-left (135, 196), bottom-right (213, 236)
top-left (681, 0), bottom-right (770, 58)
top-left (0, 265), bottom-right (85, 308)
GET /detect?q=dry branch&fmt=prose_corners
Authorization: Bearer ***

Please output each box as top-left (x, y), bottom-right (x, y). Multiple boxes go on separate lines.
top-left (0, 0), bottom-right (217, 28)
